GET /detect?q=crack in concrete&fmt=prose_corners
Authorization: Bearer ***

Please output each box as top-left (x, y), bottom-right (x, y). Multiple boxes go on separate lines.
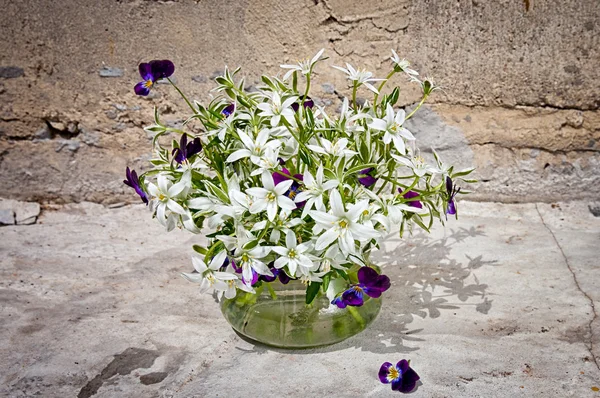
top-left (535, 204), bottom-right (599, 372)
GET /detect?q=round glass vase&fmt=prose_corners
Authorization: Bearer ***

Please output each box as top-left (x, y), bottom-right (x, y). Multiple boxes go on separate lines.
top-left (220, 277), bottom-right (382, 349)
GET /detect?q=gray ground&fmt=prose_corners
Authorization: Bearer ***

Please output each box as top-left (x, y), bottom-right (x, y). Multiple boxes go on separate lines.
top-left (1, 201), bottom-right (599, 397)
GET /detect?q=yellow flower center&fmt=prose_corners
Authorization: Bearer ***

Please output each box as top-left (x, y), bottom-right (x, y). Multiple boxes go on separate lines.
top-left (143, 80), bottom-right (153, 89)
top-left (362, 210), bottom-right (369, 216)
top-left (339, 220), bottom-right (348, 229)
top-left (289, 249), bottom-right (297, 259)
top-left (388, 367), bottom-right (400, 381)
top-left (158, 193), bottom-right (166, 201)
top-left (242, 253), bottom-right (250, 262)
top-left (267, 192), bottom-right (276, 201)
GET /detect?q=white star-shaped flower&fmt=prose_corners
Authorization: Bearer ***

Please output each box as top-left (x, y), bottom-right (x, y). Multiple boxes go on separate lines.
top-left (257, 92), bottom-right (298, 127)
top-left (310, 189), bottom-right (380, 255)
top-left (294, 165), bottom-right (339, 219)
top-left (247, 171), bottom-right (297, 221)
top-left (147, 174), bottom-right (188, 229)
top-left (307, 137), bottom-right (357, 158)
top-left (272, 231), bottom-right (315, 277)
top-left (390, 50), bottom-right (419, 77)
top-left (280, 48), bottom-right (325, 80)
top-left (332, 63), bottom-right (385, 94)
top-left (225, 128), bottom-right (280, 165)
top-left (369, 104), bottom-right (415, 154)
top-left (181, 251), bottom-right (237, 294)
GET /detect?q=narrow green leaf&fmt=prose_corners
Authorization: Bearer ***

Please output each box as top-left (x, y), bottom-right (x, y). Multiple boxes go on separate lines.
top-left (193, 245), bottom-right (208, 255)
top-left (346, 163), bottom-right (377, 176)
top-left (305, 282), bottom-right (322, 305)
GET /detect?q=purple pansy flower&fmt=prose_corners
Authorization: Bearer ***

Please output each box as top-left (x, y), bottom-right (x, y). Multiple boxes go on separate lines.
top-left (134, 60), bottom-right (175, 96)
top-left (399, 189), bottom-right (422, 209)
top-left (291, 96), bottom-right (315, 112)
top-left (358, 167), bottom-right (378, 187)
top-left (445, 176), bottom-right (461, 215)
top-left (222, 103), bottom-right (235, 117)
top-left (272, 168), bottom-right (305, 208)
top-left (172, 134), bottom-right (202, 163)
top-left (123, 167), bottom-right (149, 205)
top-left (259, 266), bottom-right (292, 284)
top-left (332, 267), bottom-right (391, 308)
top-left (379, 360), bottom-right (420, 393)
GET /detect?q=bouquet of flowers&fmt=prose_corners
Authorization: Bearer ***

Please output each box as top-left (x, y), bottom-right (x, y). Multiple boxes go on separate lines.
top-left (124, 50), bottom-right (474, 308)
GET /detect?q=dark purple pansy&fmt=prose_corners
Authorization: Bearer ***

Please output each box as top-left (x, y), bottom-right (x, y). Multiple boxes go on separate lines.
top-left (134, 60), bottom-right (175, 96)
top-left (358, 167), bottom-right (377, 187)
top-left (172, 134), bottom-right (202, 163)
top-left (272, 168), bottom-right (305, 208)
top-left (123, 167), bottom-right (149, 205)
top-left (445, 176), bottom-right (460, 216)
top-left (332, 267), bottom-right (391, 308)
top-left (291, 96), bottom-right (315, 112)
top-left (399, 189), bottom-right (422, 209)
top-left (222, 103), bottom-right (235, 117)
top-left (379, 360), bottom-right (420, 393)
top-left (259, 266), bottom-right (292, 284)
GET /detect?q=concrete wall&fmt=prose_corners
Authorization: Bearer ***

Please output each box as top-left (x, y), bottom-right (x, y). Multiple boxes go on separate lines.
top-left (0, 0), bottom-right (598, 204)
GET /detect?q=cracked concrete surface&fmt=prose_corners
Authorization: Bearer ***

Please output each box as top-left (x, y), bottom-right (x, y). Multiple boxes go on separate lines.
top-left (1, 201), bottom-right (599, 397)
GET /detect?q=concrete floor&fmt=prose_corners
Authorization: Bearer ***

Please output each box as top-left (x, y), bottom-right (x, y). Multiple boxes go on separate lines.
top-left (1, 201), bottom-right (599, 397)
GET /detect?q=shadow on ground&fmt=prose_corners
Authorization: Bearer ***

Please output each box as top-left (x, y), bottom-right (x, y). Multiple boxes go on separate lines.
top-left (235, 226), bottom-right (498, 355)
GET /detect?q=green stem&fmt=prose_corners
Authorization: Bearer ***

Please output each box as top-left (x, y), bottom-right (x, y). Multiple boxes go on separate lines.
top-left (376, 169), bottom-right (393, 195)
top-left (257, 221), bottom-right (272, 241)
top-left (347, 306), bottom-right (366, 327)
top-left (167, 78), bottom-right (196, 113)
top-left (273, 169), bottom-right (302, 183)
top-left (266, 282), bottom-right (278, 300)
top-left (352, 82), bottom-right (358, 112)
top-left (405, 94), bottom-right (429, 120)
top-left (302, 74), bottom-right (311, 105)
top-left (373, 70), bottom-right (396, 114)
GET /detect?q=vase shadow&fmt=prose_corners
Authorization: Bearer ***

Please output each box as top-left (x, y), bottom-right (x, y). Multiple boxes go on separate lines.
top-left (234, 226), bottom-right (498, 355)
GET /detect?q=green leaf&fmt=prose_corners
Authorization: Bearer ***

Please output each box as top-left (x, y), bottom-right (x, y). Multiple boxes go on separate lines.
top-left (153, 106), bottom-right (161, 125)
top-left (238, 96), bottom-right (252, 109)
top-left (204, 181), bottom-right (230, 204)
top-left (336, 157), bottom-right (346, 180)
top-left (305, 282), bottom-right (322, 305)
top-left (261, 75), bottom-right (276, 90)
top-left (243, 239), bottom-right (259, 251)
top-left (292, 71), bottom-right (298, 92)
top-left (346, 163), bottom-right (377, 176)
top-left (359, 140), bottom-right (370, 162)
top-left (149, 159), bottom-right (166, 166)
top-left (145, 125), bottom-right (165, 133)
top-left (322, 274), bottom-right (331, 293)
top-left (412, 215), bottom-right (430, 233)
top-left (193, 245), bottom-right (208, 255)
top-left (389, 87), bottom-right (400, 106)
top-left (215, 76), bottom-right (229, 86)
top-left (452, 168), bottom-right (476, 178)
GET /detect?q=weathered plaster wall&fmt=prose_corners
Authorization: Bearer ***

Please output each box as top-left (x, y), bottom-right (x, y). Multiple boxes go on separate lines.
top-left (0, 0), bottom-right (598, 203)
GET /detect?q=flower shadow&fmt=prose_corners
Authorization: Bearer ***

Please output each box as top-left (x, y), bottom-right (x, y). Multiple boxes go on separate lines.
top-left (235, 226), bottom-right (497, 355)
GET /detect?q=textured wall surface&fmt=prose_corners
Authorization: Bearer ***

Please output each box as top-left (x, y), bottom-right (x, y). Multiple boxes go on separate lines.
top-left (0, 0), bottom-right (598, 203)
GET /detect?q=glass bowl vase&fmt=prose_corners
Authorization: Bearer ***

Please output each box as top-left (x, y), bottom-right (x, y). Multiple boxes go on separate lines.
top-left (220, 278), bottom-right (382, 349)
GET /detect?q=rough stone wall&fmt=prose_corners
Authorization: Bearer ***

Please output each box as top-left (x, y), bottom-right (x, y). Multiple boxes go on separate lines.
top-left (0, 0), bottom-right (598, 204)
